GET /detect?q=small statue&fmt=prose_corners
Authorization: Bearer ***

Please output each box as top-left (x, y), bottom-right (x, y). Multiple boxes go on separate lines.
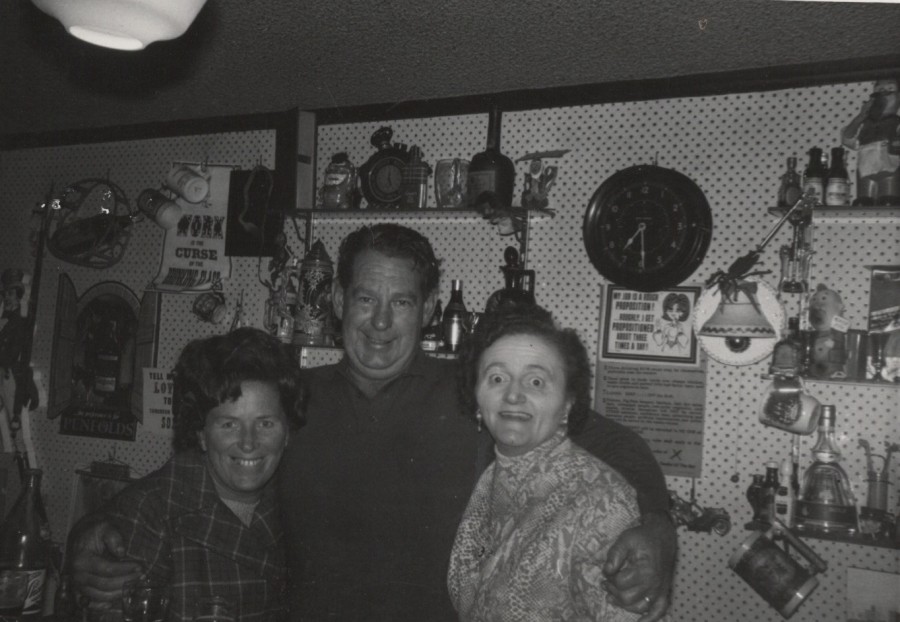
top-left (841, 78), bottom-right (900, 206)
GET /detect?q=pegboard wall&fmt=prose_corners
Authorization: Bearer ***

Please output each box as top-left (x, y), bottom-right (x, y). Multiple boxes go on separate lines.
top-left (0, 80), bottom-right (898, 621)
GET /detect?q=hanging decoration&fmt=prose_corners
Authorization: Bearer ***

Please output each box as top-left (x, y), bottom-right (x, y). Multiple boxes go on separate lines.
top-left (47, 178), bottom-right (136, 269)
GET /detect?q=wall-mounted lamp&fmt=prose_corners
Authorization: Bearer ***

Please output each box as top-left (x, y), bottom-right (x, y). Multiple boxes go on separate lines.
top-left (31, 0), bottom-right (208, 51)
top-left (694, 191), bottom-right (816, 365)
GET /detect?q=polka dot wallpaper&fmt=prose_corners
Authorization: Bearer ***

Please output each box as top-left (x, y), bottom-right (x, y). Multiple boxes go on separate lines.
top-left (0, 79), bottom-right (897, 621)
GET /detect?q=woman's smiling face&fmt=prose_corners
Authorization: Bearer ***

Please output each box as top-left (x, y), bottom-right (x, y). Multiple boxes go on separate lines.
top-left (199, 380), bottom-right (289, 503)
top-left (476, 334), bottom-right (571, 457)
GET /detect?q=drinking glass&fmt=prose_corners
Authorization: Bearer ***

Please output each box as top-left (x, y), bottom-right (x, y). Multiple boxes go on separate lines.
top-left (122, 578), bottom-right (169, 622)
top-left (192, 595), bottom-right (235, 622)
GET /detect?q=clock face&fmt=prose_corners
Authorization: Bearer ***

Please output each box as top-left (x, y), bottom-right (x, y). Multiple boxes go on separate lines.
top-left (359, 147), bottom-right (409, 208)
top-left (583, 165), bottom-right (712, 292)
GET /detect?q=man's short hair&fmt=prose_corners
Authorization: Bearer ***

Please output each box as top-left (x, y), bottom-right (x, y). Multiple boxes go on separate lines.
top-left (336, 224), bottom-right (441, 296)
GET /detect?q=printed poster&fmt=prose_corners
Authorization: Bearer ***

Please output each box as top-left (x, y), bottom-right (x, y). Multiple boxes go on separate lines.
top-left (149, 163), bottom-right (234, 292)
top-left (141, 368), bottom-right (174, 440)
top-left (595, 285), bottom-right (707, 478)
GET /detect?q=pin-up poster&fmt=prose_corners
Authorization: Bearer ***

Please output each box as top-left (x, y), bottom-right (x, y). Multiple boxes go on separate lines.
top-left (596, 285), bottom-right (707, 478)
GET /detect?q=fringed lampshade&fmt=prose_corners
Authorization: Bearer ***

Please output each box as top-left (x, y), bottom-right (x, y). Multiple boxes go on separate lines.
top-left (31, 0), bottom-right (208, 51)
top-left (699, 281), bottom-right (775, 353)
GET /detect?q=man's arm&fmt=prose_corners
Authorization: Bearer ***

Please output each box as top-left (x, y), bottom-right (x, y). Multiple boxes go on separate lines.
top-left (570, 410), bottom-right (676, 622)
top-left (67, 512), bottom-right (145, 603)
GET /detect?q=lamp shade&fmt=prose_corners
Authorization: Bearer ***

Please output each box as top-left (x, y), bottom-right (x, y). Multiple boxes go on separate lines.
top-left (31, 0), bottom-right (208, 50)
top-left (698, 281), bottom-right (776, 339)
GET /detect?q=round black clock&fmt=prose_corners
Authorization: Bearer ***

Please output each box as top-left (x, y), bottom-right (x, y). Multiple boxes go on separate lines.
top-left (358, 126), bottom-right (410, 209)
top-left (583, 165), bottom-right (712, 292)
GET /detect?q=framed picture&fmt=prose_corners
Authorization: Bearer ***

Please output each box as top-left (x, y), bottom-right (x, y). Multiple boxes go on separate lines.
top-left (601, 285), bottom-right (701, 364)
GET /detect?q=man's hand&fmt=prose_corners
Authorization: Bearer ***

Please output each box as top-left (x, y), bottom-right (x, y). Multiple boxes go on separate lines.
top-left (602, 511), bottom-right (677, 622)
top-left (69, 517), bottom-right (144, 603)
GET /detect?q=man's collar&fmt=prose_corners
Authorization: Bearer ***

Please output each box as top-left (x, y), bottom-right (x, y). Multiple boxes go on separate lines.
top-left (335, 348), bottom-right (431, 395)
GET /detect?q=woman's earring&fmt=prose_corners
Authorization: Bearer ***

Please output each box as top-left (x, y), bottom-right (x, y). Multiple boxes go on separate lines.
top-left (476, 410), bottom-right (483, 432)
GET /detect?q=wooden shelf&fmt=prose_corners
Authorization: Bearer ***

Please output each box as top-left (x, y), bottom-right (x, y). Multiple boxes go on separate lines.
top-left (744, 522), bottom-right (898, 550)
top-left (767, 205), bottom-right (900, 220)
top-left (298, 207), bottom-right (484, 219)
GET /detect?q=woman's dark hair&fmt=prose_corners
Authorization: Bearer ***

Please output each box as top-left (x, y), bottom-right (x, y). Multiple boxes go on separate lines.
top-left (457, 302), bottom-right (593, 435)
top-left (662, 292), bottom-right (691, 322)
top-left (336, 224), bottom-right (441, 296)
top-left (172, 327), bottom-right (304, 450)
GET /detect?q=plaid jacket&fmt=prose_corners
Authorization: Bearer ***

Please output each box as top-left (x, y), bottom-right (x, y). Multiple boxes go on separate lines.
top-left (109, 451), bottom-right (288, 622)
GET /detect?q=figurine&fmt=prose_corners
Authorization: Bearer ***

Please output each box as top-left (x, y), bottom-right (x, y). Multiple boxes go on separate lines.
top-left (841, 78), bottom-right (900, 206)
top-left (807, 284), bottom-right (848, 379)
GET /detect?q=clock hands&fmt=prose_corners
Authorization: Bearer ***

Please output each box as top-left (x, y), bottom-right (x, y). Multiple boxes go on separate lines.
top-left (622, 222), bottom-right (647, 271)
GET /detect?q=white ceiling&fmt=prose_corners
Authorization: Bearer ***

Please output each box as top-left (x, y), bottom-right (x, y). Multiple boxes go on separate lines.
top-left (1, 0), bottom-right (899, 137)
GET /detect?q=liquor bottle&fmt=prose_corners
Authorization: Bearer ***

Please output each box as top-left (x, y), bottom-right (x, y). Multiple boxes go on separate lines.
top-left (825, 146), bottom-right (851, 206)
top-left (774, 456), bottom-right (795, 528)
top-left (777, 157), bottom-right (803, 208)
top-left (802, 147), bottom-right (827, 204)
top-left (760, 461), bottom-right (780, 526)
top-left (93, 319), bottom-right (121, 395)
top-left (796, 405), bottom-right (858, 535)
top-left (0, 469), bottom-right (52, 619)
top-left (467, 105), bottom-right (515, 210)
top-left (442, 280), bottom-right (468, 353)
top-left (399, 145), bottom-right (431, 210)
top-left (421, 300), bottom-right (443, 351)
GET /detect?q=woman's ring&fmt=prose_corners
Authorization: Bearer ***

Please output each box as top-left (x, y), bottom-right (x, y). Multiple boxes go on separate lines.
top-left (643, 596), bottom-right (652, 607)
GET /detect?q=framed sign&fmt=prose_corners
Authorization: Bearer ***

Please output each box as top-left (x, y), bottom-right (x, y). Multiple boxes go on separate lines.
top-left (601, 285), bottom-right (702, 365)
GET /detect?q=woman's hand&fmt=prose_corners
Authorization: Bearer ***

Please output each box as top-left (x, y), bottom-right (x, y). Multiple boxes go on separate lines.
top-left (69, 517), bottom-right (145, 603)
top-left (602, 511), bottom-right (677, 622)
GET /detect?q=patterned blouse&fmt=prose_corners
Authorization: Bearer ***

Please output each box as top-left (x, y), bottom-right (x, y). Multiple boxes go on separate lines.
top-left (448, 430), bottom-right (642, 622)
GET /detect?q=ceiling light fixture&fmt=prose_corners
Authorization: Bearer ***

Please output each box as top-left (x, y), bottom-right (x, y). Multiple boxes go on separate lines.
top-left (31, 0), bottom-right (208, 51)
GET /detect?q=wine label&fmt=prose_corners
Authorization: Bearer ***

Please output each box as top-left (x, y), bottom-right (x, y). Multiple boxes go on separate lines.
top-left (0, 569), bottom-right (44, 616)
top-left (824, 178), bottom-right (850, 206)
top-left (467, 170), bottom-right (497, 205)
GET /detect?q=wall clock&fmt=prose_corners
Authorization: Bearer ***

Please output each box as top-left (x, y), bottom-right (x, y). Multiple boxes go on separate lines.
top-left (583, 164), bottom-right (713, 292)
top-left (358, 126), bottom-right (410, 209)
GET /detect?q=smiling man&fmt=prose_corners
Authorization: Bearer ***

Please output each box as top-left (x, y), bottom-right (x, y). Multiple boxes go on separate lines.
top-left (280, 224), bottom-right (675, 622)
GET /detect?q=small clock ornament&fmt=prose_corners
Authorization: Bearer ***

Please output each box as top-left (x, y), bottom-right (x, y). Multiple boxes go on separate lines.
top-left (583, 164), bottom-right (713, 292)
top-left (358, 126), bottom-right (411, 209)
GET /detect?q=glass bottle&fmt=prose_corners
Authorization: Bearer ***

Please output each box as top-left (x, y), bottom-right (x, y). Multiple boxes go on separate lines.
top-left (796, 405), bottom-right (858, 535)
top-left (777, 156), bottom-right (803, 208)
top-left (775, 457), bottom-right (795, 528)
top-left (93, 319), bottom-right (121, 395)
top-left (400, 145), bottom-right (431, 210)
top-left (442, 280), bottom-right (468, 353)
top-left (760, 461), bottom-right (780, 526)
top-left (825, 146), bottom-right (851, 206)
top-left (802, 147), bottom-right (827, 204)
top-left (421, 299), bottom-right (443, 350)
top-left (467, 105), bottom-right (515, 210)
top-left (0, 469), bottom-right (51, 619)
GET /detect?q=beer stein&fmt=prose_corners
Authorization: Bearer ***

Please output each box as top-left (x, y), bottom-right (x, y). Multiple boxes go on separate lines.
top-left (729, 522), bottom-right (827, 619)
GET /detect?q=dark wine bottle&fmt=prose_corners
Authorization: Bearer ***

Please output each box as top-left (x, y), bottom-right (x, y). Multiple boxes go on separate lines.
top-left (0, 469), bottom-right (51, 619)
top-left (777, 157), bottom-right (802, 208)
top-left (442, 280), bottom-right (468, 353)
top-left (825, 146), bottom-right (850, 206)
top-left (802, 147), bottom-right (827, 204)
top-left (467, 105), bottom-right (515, 210)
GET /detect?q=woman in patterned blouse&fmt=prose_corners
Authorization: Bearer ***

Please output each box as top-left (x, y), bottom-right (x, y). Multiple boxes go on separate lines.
top-left (101, 327), bottom-right (304, 622)
top-left (448, 303), bottom-right (646, 622)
